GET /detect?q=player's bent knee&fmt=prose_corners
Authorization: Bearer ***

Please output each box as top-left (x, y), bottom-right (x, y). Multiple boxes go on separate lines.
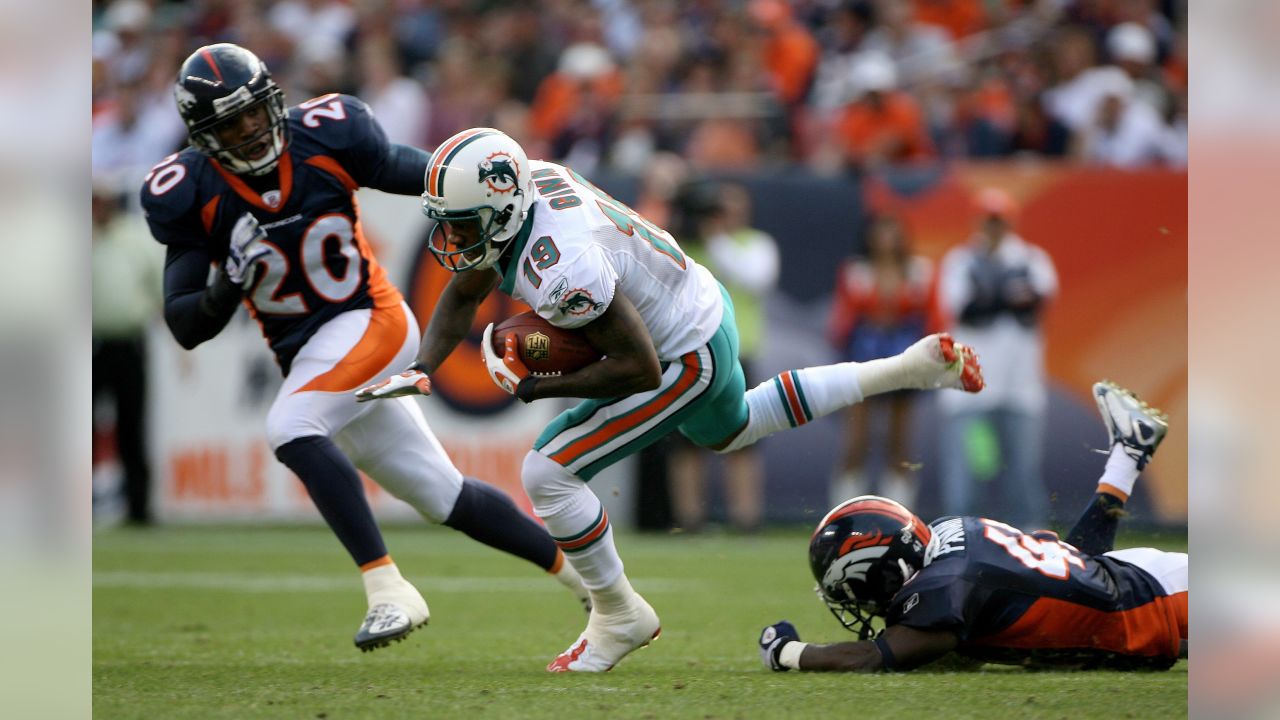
top-left (712, 426), bottom-right (752, 455)
top-left (265, 408), bottom-right (330, 451)
top-left (360, 454), bottom-right (463, 524)
top-left (521, 450), bottom-right (582, 510)
top-left (409, 484), bottom-right (461, 524)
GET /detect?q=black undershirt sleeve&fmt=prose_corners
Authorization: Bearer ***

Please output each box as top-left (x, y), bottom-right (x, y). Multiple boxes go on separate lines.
top-left (163, 244), bottom-right (243, 350)
top-left (364, 143), bottom-right (431, 195)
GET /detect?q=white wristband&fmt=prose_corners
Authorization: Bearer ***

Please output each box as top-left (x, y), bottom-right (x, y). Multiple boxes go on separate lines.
top-left (779, 641), bottom-right (808, 670)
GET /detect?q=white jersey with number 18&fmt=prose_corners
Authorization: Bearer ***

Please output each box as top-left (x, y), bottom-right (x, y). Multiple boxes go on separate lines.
top-left (501, 160), bottom-right (724, 361)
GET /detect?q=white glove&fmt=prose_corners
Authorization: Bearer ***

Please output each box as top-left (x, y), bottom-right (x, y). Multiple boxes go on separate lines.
top-left (226, 212), bottom-right (270, 286)
top-left (481, 323), bottom-right (529, 395)
top-left (354, 369), bottom-right (433, 403)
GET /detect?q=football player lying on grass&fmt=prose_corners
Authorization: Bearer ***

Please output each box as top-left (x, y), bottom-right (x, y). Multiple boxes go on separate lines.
top-left (759, 381), bottom-right (1187, 672)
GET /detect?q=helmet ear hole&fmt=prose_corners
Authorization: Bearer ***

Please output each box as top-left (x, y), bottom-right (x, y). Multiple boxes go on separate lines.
top-left (493, 204), bottom-right (513, 228)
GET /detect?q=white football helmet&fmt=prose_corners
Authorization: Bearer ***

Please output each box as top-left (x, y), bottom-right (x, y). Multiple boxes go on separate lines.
top-left (422, 128), bottom-right (533, 272)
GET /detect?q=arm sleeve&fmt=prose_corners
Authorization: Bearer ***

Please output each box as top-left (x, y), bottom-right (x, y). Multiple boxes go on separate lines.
top-left (327, 95), bottom-right (430, 195)
top-left (364, 143), bottom-right (431, 195)
top-left (887, 570), bottom-right (981, 640)
top-left (163, 244), bottom-right (243, 350)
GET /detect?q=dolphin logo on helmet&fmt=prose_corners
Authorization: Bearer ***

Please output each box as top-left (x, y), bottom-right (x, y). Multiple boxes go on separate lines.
top-left (478, 154), bottom-right (521, 194)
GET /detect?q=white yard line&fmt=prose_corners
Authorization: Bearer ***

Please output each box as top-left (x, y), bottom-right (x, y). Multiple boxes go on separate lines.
top-left (93, 571), bottom-right (706, 594)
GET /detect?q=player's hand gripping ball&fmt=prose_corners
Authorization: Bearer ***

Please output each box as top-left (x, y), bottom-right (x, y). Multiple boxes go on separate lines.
top-left (489, 312), bottom-right (601, 377)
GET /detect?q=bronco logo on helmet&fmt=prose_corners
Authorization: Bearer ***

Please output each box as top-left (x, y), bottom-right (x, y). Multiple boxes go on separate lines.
top-left (478, 153), bottom-right (522, 194)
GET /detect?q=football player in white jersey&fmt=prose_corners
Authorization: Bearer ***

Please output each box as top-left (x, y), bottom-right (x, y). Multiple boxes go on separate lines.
top-left (357, 128), bottom-right (986, 672)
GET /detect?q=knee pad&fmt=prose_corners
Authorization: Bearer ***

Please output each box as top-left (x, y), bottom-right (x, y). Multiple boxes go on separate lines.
top-left (521, 450), bottom-right (584, 514)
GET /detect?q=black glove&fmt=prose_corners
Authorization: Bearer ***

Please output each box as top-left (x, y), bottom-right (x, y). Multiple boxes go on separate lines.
top-left (758, 620), bottom-right (801, 672)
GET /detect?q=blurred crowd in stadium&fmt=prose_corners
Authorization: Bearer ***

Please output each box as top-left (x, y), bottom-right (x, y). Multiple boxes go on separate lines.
top-left (90, 0), bottom-right (1187, 530)
top-left (92, 0), bottom-right (1187, 195)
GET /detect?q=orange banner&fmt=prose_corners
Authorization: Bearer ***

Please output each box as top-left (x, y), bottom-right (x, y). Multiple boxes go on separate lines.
top-left (885, 164), bottom-right (1187, 520)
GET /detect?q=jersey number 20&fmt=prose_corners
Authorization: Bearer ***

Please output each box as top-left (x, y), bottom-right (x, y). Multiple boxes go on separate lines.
top-left (250, 214), bottom-right (361, 314)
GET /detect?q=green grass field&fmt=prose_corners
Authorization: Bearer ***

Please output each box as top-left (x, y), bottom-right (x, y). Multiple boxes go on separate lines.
top-left (93, 525), bottom-right (1186, 719)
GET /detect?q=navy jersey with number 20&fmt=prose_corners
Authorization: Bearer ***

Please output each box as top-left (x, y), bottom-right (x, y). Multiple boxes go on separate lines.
top-left (141, 94), bottom-right (406, 373)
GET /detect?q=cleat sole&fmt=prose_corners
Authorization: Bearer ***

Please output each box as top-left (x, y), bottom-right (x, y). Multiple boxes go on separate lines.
top-left (354, 619), bottom-right (429, 653)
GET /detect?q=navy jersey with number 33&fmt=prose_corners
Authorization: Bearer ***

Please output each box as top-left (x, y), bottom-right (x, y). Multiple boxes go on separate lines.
top-left (885, 516), bottom-right (1187, 669)
top-left (141, 94), bottom-right (407, 373)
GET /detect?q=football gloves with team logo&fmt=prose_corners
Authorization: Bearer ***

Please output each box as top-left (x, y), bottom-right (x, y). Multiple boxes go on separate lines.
top-left (759, 620), bottom-right (801, 672)
top-left (225, 212), bottom-right (271, 287)
top-left (481, 323), bottom-right (530, 396)
top-left (354, 369), bottom-right (433, 402)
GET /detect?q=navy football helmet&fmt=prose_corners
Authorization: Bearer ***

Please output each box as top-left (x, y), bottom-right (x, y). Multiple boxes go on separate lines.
top-left (808, 496), bottom-right (932, 639)
top-left (174, 43), bottom-right (287, 175)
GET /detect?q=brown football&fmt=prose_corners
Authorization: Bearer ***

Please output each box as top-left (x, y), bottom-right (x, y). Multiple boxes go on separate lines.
top-left (492, 311), bottom-right (601, 376)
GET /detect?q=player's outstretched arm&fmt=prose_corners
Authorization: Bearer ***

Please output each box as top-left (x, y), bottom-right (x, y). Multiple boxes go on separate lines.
top-left (356, 268), bottom-right (499, 402)
top-left (414, 268), bottom-right (501, 374)
top-left (363, 143), bottom-right (432, 196)
top-left (517, 291), bottom-right (662, 402)
top-left (760, 622), bottom-right (957, 673)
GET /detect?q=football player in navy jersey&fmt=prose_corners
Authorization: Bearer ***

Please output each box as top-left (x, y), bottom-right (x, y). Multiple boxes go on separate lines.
top-left (759, 381), bottom-right (1187, 672)
top-left (142, 43), bottom-right (589, 652)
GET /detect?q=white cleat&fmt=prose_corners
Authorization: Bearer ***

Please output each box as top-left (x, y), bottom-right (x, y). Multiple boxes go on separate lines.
top-left (899, 333), bottom-right (985, 393)
top-left (546, 596), bottom-right (661, 672)
top-left (1093, 380), bottom-right (1168, 470)
top-left (354, 581), bottom-right (430, 652)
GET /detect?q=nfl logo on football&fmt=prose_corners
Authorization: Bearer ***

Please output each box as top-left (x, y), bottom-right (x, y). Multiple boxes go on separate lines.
top-left (525, 332), bottom-right (551, 362)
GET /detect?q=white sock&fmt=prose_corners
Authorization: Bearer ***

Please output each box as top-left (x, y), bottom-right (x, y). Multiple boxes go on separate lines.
top-left (721, 365), bottom-right (864, 452)
top-left (552, 553), bottom-right (590, 600)
top-left (362, 562), bottom-right (405, 600)
top-left (591, 573), bottom-right (641, 616)
top-left (1098, 444), bottom-right (1141, 499)
top-left (851, 356), bottom-right (912, 397)
top-left (537, 486), bottom-right (624, 591)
